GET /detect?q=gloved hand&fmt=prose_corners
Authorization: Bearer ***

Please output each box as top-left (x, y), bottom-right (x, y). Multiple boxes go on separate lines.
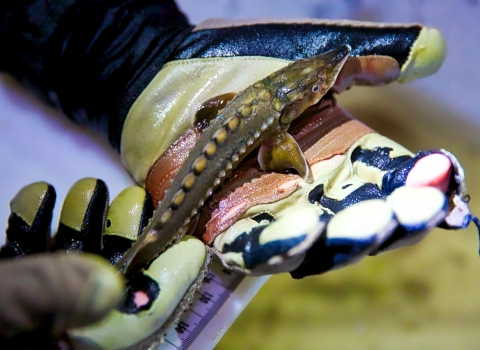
top-left (190, 97), bottom-right (473, 278)
top-left (1, 179), bottom-right (209, 349)
top-left (0, 181), bottom-right (124, 348)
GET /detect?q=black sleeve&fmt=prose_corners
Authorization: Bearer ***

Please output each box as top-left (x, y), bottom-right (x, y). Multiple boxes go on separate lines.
top-left (0, 0), bottom-right (193, 150)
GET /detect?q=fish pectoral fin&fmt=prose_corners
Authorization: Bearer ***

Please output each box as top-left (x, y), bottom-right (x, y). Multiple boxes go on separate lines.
top-left (258, 132), bottom-right (311, 180)
top-left (193, 92), bottom-right (237, 131)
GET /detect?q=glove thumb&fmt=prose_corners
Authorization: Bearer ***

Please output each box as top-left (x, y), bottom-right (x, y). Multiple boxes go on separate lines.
top-left (0, 252), bottom-right (124, 338)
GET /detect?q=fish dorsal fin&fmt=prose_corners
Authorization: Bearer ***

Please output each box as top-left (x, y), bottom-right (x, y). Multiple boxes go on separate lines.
top-left (258, 131), bottom-right (311, 181)
top-left (193, 92), bottom-right (237, 131)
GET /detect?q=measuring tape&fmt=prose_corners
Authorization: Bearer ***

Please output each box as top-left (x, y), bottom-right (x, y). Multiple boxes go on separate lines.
top-left (159, 260), bottom-right (269, 350)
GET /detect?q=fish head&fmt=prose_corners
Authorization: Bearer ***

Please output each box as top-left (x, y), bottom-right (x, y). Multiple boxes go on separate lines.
top-left (269, 45), bottom-right (351, 126)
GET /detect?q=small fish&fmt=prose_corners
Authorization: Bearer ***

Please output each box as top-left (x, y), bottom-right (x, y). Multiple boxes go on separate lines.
top-left (117, 45), bottom-right (351, 275)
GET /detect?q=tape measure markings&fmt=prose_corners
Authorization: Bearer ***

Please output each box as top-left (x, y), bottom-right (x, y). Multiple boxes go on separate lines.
top-left (160, 261), bottom-right (245, 349)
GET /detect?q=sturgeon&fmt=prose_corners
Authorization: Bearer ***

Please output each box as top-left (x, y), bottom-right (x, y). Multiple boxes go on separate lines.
top-left (117, 45), bottom-right (351, 275)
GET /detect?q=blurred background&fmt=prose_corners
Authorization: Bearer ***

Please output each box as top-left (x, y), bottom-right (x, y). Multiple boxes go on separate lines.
top-left (1, 1), bottom-right (480, 349)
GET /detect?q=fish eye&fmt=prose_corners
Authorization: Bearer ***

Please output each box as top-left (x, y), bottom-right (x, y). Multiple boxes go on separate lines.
top-left (312, 85), bottom-right (319, 92)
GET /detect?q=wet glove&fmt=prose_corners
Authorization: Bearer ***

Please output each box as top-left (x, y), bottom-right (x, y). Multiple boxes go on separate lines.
top-left (190, 97), bottom-right (472, 278)
top-left (1, 179), bottom-right (209, 349)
